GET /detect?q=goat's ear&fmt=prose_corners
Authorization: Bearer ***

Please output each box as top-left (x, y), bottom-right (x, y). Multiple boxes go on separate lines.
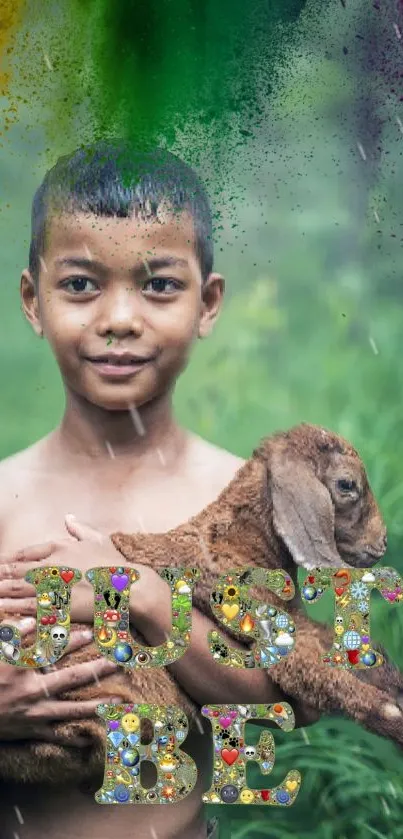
top-left (270, 452), bottom-right (343, 569)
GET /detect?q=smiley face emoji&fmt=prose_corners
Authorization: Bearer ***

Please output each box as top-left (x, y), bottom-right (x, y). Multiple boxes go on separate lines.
top-left (121, 713), bottom-right (140, 733)
top-left (240, 789), bottom-right (255, 804)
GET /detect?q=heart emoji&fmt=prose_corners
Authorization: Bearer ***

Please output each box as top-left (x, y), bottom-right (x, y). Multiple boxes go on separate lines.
top-left (286, 780), bottom-right (298, 792)
top-left (111, 573), bottom-right (129, 591)
top-left (335, 587), bottom-right (344, 597)
top-left (60, 570), bottom-right (74, 584)
top-left (222, 603), bottom-right (239, 620)
top-left (261, 790), bottom-right (270, 801)
top-left (221, 748), bottom-right (239, 766)
top-left (386, 592), bottom-right (397, 601)
top-left (108, 720), bottom-right (120, 731)
top-left (219, 716), bottom-right (232, 729)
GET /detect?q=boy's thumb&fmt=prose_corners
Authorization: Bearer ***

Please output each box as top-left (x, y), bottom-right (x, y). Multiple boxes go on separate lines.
top-left (65, 514), bottom-right (104, 543)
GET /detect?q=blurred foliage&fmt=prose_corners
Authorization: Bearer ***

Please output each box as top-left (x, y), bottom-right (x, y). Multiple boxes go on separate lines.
top-left (1, 0), bottom-right (403, 837)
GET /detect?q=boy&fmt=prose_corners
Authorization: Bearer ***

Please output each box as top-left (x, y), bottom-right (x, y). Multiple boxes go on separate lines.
top-left (0, 142), bottom-right (314, 839)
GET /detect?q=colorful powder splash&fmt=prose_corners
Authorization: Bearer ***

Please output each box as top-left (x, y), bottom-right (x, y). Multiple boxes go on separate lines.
top-left (0, 0), bottom-right (25, 132)
top-left (1, 0), bottom-right (402, 235)
top-left (0, 0), bottom-right (310, 164)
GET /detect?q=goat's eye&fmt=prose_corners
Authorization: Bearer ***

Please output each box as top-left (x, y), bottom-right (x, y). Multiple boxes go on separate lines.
top-left (337, 479), bottom-right (357, 493)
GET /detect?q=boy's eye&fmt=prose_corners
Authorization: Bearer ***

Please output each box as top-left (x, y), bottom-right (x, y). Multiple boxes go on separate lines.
top-left (62, 277), bottom-right (98, 294)
top-left (143, 277), bottom-right (181, 295)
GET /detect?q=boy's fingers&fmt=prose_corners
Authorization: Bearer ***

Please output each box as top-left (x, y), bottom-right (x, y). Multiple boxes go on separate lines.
top-left (0, 579), bottom-right (35, 597)
top-left (38, 657), bottom-right (118, 696)
top-left (65, 514), bottom-right (104, 543)
top-left (65, 629), bottom-right (95, 653)
top-left (33, 725), bottom-right (93, 747)
top-left (0, 564), bottom-right (24, 581)
top-left (0, 562), bottom-right (44, 581)
top-left (0, 617), bottom-right (37, 638)
top-left (17, 617), bottom-right (37, 633)
top-left (8, 542), bottom-right (58, 563)
top-left (0, 627), bottom-right (95, 649)
top-left (0, 597), bottom-right (37, 614)
top-left (31, 696), bottom-right (125, 722)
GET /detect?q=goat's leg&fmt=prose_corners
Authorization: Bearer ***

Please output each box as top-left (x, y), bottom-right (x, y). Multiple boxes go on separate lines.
top-left (268, 612), bottom-right (403, 746)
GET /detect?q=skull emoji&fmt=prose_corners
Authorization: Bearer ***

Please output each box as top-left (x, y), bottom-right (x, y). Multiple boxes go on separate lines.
top-left (50, 625), bottom-right (68, 647)
top-left (244, 745), bottom-right (256, 760)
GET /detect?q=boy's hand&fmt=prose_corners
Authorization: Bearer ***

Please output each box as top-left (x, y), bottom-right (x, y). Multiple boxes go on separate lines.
top-left (0, 620), bottom-right (123, 745)
top-left (0, 516), bottom-right (155, 624)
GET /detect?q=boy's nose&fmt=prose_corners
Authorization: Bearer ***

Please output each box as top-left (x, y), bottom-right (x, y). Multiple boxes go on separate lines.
top-left (97, 292), bottom-right (144, 337)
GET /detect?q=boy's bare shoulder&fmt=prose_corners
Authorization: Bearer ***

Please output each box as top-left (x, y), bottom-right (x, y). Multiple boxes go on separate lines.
top-left (0, 440), bottom-right (48, 503)
top-left (188, 433), bottom-right (246, 481)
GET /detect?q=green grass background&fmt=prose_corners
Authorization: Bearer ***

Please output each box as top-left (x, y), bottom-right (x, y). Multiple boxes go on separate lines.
top-left (1, 0), bottom-right (403, 836)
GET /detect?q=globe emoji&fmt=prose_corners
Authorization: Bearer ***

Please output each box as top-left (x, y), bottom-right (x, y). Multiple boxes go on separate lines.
top-left (275, 614), bottom-right (289, 629)
top-left (342, 630), bottom-right (361, 650)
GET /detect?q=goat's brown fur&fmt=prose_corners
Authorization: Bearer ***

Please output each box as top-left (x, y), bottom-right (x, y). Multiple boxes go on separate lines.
top-left (1, 423), bottom-right (402, 785)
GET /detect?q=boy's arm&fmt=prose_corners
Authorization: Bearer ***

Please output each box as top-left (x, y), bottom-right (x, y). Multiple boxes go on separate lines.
top-left (131, 571), bottom-right (403, 737)
top-left (131, 568), bottom-right (309, 717)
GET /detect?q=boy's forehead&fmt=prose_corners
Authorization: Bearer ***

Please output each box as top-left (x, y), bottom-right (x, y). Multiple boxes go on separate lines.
top-left (45, 210), bottom-right (197, 264)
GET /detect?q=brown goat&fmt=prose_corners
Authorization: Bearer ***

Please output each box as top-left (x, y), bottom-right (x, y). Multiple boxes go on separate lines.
top-left (1, 423), bottom-right (402, 787)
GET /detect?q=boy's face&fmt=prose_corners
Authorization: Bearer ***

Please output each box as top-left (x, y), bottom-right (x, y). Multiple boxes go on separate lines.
top-left (21, 210), bottom-right (224, 411)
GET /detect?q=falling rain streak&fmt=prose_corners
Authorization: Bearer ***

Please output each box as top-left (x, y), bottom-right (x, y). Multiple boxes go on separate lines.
top-left (13, 807), bottom-right (24, 825)
top-left (43, 51), bottom-right (53, 70)
top-left (105, 440), bottom-right (115, 458)
top-left (357, 142), bottom-right (367, 161)
top-left (156, 447), bottom-right (166, 466)
top-left (33, 670), bottom-right (50, 697)
top-left (129, 403), bottom-right (146, 436)
top-left (369, 336), bottom-right (379, 355)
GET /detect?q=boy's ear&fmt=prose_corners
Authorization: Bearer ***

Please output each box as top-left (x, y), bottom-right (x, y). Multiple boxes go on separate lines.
top-left (198, 273), bottom-right (225, 338)
top-left (20, 270), bottom-right (43, 337)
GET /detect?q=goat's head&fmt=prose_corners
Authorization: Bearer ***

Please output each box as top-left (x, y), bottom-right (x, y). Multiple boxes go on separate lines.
top-left (258, 423), bottom-right (387, 570)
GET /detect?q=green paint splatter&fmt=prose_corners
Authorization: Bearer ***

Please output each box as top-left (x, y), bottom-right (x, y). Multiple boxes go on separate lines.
top-left (5, 0), bottom-right (313, 165)
top-left (88, 0), bottom-right (308, 149)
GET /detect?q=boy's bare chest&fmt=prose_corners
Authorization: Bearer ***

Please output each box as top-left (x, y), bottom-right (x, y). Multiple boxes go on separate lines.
top-left (1, 460), bottom-right (243, 554)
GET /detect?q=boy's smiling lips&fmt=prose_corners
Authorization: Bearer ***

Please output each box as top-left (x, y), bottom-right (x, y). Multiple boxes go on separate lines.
top-left (84, 350), bottom-right (158, 378)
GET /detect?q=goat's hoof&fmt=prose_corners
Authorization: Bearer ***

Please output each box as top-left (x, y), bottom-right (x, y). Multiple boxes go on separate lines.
top-left (381, 702), bottom-right (402, 720)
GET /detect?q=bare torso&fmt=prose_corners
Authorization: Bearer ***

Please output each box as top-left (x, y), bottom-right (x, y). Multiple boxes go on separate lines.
top-left (0, 430), bottom-right (245, 839)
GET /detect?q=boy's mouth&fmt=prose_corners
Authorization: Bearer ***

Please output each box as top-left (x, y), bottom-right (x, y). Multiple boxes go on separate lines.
top-left (85, 352), bottom-right (157, 378)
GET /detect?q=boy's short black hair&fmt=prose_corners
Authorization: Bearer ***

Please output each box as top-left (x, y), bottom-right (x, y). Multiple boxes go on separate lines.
top-left (29, 140), bottom-right (214, 283)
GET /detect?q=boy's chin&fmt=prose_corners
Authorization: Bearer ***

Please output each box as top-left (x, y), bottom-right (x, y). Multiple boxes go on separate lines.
top-left (89, 395), bottom-right (147, 412)
top-left (81, 386), bottom-right (151, 413)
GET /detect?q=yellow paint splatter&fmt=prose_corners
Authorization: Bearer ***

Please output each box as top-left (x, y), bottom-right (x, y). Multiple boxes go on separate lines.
top-left (0, 1), bottom-right (26, 91)
top-left (0, 0), bottom-right (27, 137)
